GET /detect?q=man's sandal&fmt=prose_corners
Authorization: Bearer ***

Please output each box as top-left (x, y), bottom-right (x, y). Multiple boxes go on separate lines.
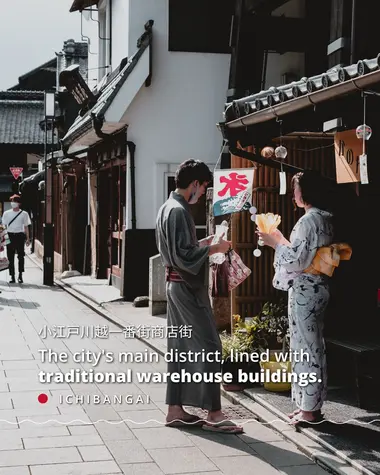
top-left (202, 420), bottom-right (244, 434)
top-left (165, 415), bottom-right (205, 428)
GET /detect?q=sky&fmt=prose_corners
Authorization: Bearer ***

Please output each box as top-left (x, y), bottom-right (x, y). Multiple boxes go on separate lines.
top-left (0, 0), bottom-right (82, 90)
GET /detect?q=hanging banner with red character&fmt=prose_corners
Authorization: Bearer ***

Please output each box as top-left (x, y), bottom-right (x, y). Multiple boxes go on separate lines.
top-left (213, 168), bottom-right (255, 216)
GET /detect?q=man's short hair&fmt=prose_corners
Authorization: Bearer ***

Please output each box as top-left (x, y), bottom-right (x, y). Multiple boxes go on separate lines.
top-left (175, 159), bottom-right (213, 189)
top-left (10, 194), bottom-right (21, 203)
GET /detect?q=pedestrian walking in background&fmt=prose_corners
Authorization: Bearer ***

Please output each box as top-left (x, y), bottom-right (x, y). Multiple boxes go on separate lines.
top-left (2, 194), bottom-right (31, 284)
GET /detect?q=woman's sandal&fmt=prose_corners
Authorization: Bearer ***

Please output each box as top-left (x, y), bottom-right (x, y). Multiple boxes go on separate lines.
top-left (288, 409), bottom-right (302, 419)
top-left (290, 411), bottom-right (324, 427)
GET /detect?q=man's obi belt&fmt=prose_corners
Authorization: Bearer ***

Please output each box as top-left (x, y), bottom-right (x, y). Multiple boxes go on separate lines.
top-left (304, 243), bottom-right (352, 277)
top-left (165, 267), bottom-right (184, 282)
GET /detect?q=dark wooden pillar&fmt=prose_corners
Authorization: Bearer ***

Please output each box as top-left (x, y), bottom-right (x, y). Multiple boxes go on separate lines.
top-left (305, 0), bottom-right (331, 76)
top-left (327, 0), bottom-right (353, 68)
top-left (228, 0), bottom-right (265, 101)
top-left (351, 0), bottom-right (380, 62)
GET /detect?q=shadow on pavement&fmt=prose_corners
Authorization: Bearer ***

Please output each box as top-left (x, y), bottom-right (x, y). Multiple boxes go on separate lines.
top-left (0, 297), bottom-right (41, 309)
top-left (179, 425), bottom-right (335, 473)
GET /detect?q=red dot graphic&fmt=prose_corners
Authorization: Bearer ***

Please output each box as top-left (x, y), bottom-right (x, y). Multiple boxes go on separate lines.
top-left (38, 394), bottom-right (48, 404)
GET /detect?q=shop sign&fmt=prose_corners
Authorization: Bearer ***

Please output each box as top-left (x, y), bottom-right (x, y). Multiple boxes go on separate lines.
top-left (213, 168), bottom-right (255, 216)
top-left (334, 130), bottom-right (362, 183)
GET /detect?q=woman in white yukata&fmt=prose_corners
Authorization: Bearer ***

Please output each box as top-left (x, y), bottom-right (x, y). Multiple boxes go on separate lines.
top-left (257, 170), bottom-right (334, 425)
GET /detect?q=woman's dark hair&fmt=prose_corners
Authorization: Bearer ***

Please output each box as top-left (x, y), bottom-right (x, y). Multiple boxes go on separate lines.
top-left (291, 170), bottom-right (332, 212)
top-left (292, 169), bottom-right (357, 245)
top-left (175, 159), bottom-right (213, 189)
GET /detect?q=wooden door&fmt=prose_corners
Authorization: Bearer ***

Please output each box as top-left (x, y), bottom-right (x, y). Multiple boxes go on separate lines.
top-left (97, 170), bottom-right (112, 279)
top-left (74, 171), bottom-right (88, 273)
top-left (110, 164), bottom-right (126, 281)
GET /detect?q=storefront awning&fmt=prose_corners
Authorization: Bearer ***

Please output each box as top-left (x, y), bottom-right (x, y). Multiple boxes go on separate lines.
top-left (222, 55), bottom-right (380, 131)
top-left (61, 21), bottom-right (153, 156)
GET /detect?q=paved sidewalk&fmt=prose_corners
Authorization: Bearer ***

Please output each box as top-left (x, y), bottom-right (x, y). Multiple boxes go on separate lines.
top-left (0, 258), bottom-right (335, 475)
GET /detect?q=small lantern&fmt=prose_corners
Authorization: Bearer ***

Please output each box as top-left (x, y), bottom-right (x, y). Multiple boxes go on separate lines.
top-left (356, 124), bottom-right (372, 140)
top-left (275, 145), bottom-right (288, 159)
top-left (261, 147), bottom-right (274, 158)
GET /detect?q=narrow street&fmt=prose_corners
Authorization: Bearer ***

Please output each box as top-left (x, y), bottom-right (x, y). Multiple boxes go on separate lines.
top-left (0, 257), bottom-right (330, 475)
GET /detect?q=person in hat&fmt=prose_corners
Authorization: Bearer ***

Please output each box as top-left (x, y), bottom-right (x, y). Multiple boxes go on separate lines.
top-left (2, 195), bottom-right (31, 283)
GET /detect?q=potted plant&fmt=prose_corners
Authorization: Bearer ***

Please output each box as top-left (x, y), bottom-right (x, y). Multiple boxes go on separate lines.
top-left (220, 315), bottom-right (264, 391)
top-left (258, 299), bottom-right (289, 354)
top-left (257, 298), bottom-right (292, 392)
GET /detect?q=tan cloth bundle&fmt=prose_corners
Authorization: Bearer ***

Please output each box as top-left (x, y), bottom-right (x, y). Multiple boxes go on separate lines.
top-left (304, 243), bottom-right (352, 277)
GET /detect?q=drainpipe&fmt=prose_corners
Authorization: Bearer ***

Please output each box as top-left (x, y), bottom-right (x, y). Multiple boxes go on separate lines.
top-left (126, 141), bottom-right (136, 230)
top-left (83, 165), bottom-right (91, 275)
top-left (109, 0), bottom-right (112, 69)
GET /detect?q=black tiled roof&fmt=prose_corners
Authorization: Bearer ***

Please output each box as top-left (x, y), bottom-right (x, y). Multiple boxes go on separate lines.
top-left (17, 59), bottom-right (57, 83)
top-left (0, 91), bottom-right (44, 101)
top-left (0, 93), bottom-right (45, 145)
top-left (70, 0), bottom-right (98, 12)
top-left (224, 55), bottom-right (380, 124)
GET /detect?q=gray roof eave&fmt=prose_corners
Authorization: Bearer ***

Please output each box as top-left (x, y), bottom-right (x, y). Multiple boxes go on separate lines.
top-left (62, 20), bottom-right (153, 149)
top-left (223, 55), bottom-right (380, 129)
top-left (61, 113), bottom-right (93, 148)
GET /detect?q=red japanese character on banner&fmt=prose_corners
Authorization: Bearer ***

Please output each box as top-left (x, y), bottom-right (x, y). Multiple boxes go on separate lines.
top-left (217, 172), bottom-right (249, 197)
top-left (213, 168), bottom-right (255, 217)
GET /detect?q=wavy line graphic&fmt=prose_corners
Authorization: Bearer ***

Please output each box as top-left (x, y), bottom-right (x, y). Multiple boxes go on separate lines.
top-left (2, 418), bottom-right (380, 426)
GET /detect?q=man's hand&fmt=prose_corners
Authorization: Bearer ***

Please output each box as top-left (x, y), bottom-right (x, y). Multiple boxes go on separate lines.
top-left (25, 239), bottom-right (30, 247)
top-left (199, 235), bottom-right (214, 247)
top-left (217, 238), bottom-right (231, 254)
top-left (209, 237), bottom-right (231, 256)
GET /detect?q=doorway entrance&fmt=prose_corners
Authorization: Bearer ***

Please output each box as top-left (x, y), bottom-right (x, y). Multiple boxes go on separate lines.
top-left (97, 161), bottom-right (126, 288)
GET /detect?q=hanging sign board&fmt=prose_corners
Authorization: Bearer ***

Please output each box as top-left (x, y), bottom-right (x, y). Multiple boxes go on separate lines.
top-left (334, 130), bottom-right (361, 183)
top-left (9, 167), bottom-right (23, 180)
top-left (213, 168), bottom-right (255, 216)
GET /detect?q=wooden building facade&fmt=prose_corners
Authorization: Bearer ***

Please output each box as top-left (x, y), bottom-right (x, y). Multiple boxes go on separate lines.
top-left (218, 0), bottom-right (380, 339)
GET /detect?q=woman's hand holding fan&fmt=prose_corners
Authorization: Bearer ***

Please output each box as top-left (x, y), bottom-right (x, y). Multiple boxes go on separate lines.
top-left (255, 213), bottom-right (286, 249)
top-left (255, 213), bottom-right (281, 233)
